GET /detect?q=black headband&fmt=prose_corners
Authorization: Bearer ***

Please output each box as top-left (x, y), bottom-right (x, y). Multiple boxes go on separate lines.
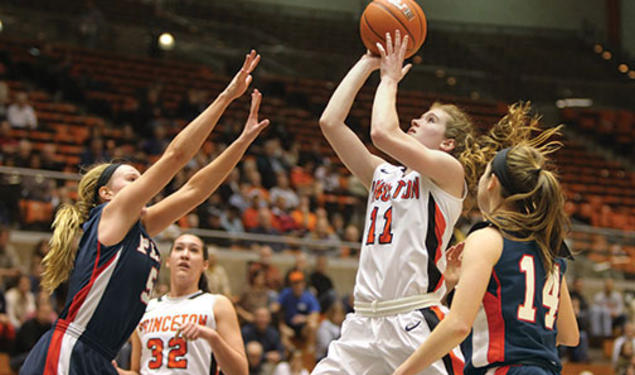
top-left (491, 148), bottom-right (522, 195)
top-left (93, 163), bottom-right (123, 204)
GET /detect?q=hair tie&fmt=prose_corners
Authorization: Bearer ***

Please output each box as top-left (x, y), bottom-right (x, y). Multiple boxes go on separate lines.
top-left (533, 167), bottom-right (542, 177)
top-left (93, 163), bottom-right (123, 204)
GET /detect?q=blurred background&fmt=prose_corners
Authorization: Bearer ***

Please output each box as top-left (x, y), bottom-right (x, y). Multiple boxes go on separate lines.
top-left (0, 0), bottom-right (633, 374)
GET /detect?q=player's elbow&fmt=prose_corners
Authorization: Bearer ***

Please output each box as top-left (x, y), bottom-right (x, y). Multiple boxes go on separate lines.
top-left (445, 314), bottom-right (472, 340)
top-left (557, 330), bottom-right (580, 347)
top-left (452, 321), bottom-right (472, 340)
top-left (370, 128), bottom-right (391, 151)
top-left (162, 146), bottom-right (188, 167)
top-left (319, 115), bottom-right (338, 131)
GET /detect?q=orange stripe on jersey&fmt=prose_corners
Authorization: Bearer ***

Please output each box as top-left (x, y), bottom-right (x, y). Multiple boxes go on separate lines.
top-left (431, 201), bottom-right (447, 292)
top-left (494, 366), bottom-right (510, 374)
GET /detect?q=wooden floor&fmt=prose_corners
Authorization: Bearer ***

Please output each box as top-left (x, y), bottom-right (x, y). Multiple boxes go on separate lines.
top-left (562, 362), bottom-right (613, 375)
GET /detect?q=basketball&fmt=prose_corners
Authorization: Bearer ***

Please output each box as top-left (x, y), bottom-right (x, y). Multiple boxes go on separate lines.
top-left (360, 0), bottom-right (427, 58)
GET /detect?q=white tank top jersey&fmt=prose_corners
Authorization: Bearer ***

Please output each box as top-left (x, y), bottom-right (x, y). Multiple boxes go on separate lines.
top-left (137, 291), bottom-right (219, 375)
top-left (354, 163), bottom-right (464, 303)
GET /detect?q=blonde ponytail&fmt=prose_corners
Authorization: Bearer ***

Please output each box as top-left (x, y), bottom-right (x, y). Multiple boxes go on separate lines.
top-left (41, 163), bottom-right (110, 293)
top-left (481, 110), bottom-right (569, 273)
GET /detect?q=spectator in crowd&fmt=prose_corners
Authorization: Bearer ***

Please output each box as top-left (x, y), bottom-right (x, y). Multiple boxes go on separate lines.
top-left (274, 271), bottom-right (319, 353)
top-left (10, 296), bottom-right (54, 372)
top-left (289, 159), bottom-right (315, 192)
top-left (330, 212), bottom-right (346, 239)
top-left (613, 322), bottom-right (635, 368)
top-left (308, 254), bottom-right (334, 310)
top-left (21, 154), bottom-right (56, 202)
top-left (205, 245), bottom-right (231, 296)
top-left (314, 159), bottom-right (341, 193)
top-left (615, 340), bottom-right (634, 375)
top-left (219, 168), bottom-right (241, 202)
top-left (229, 181), bottom-right (252, 214)
top-left (251, 206), bottom-right (284, 252)
top-left (339, 223), bottom-right (361, 258)
top-left (591, 278), bottom-right (626, 338)
top-left (12, 139), bottom-right (33, 168)
top-left (258, 138), bottom-right (288, 189)
top-left (0, 288), bottom-right (15, 353)
top-left (0, 120), bottom-right (18, 156)
top-left (32, 239), bottom-right (50, 259)
top-left (141, 123), bottom-right (170, 156)
top-left (5, 274), bottom-right (36, 329)
top-left (243, 192), bottom-right (265, 231)
top-left (39, 144), bottom-right (64, 171)
top-left (272, 350), bottom-right (310, 375)
top-left (284, 252), bottom-right (309, 287)
top-left (271, 196), bottom-right (298, 234)
top-left (281, 141), bottom-right (300, 170)
top-left (291, 195), bottom-right (316, 235)
top-left (316, 300), bottom-right (345, 361)
top-left (80, 137), bottom-right (109, 167)
top-left (78, 0), bottom-right (105, 48)
top-left (242, 307), bottom-right (285, 366)
top-left (563, 291), bottom-right (590, 362)
top-left (246, 340), bottom-right (266, 375)
top-left (220, 205), bottom-right (246, 247)
top-left (237, 266), bottom-right (277, 324)
top-left (197, 193), bottom-right (224, 229)
top-left (246, 169), bottom-right (270, 204)
top-left (178, 89), bottom-right (209, 122)
top-left (28, 254), bottom-right (44, 294)
top-left (570, 278), bottom-right (590, 313)
top-left (253, 245), bottom-right (283, 291)
top-left (270, 172), bottom-right (299, 211)
top-left (7, 92), bottom-right (37, 129)
top-left (303, 217), bottom-right (339, 255)
top-left (0, 81), bottom-right (9, 120)
top-left (0, 225), bottom-right (21, 288)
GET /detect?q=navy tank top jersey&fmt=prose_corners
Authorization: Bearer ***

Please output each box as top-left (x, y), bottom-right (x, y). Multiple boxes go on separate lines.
top-left (22, 203), bottom-right (161, 374)
top-left (461, 222), bottom-right (568, 374)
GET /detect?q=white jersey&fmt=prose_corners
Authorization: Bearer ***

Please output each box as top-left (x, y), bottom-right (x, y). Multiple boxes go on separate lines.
top-left (137, 291), bottom-right (220, 375)
top-left (354, 163), bottom-right (464, 303)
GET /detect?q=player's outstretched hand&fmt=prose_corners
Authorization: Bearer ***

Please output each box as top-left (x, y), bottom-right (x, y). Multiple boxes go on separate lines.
top-left (443, 242), bottom-right (465, 289)
top-left (224, 50), bottom-right (261, 100)
top-left (240, 89), bottom-right (270, 142)
top-left (376, 30), bottom-right (412, 83)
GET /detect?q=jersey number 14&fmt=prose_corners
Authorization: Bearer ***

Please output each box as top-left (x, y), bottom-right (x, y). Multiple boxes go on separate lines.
top-left (517, 255), bottom-right (560, 329)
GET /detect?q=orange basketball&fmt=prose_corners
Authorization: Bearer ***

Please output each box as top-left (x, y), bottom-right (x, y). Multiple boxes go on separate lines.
top-left (360, 0), bottom-right (427, 58)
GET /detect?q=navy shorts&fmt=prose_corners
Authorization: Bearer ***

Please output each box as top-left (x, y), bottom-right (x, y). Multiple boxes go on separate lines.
top-left (20, 329), bottom-right (117, 375)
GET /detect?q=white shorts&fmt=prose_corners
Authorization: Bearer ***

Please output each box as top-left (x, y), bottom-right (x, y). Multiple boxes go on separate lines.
top-left (311, 306), bottom-right (464, 375)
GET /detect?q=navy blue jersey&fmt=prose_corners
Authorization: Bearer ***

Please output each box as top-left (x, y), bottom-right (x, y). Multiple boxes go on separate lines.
top-left (461, 225), bottom-right (567, 374)
top-left (22, 203), bottom-right (161, 374)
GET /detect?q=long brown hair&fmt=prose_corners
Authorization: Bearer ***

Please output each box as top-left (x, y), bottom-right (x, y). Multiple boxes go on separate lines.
top-left (431, 102), bottom-right (482, 197)
top-left (480, 103), bottom-right (569, 272)
top-left (41, 163), bottom-right (110, 293)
